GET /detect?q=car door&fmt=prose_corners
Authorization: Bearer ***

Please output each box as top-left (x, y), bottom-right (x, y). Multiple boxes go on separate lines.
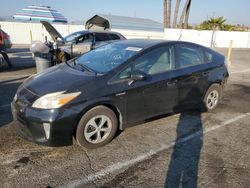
top-left (72, 33), bottom-right (94, 57)
top-left (110, 44), bottom-right (178, 124)
top-left (172, 43), bottom-right (209, 109)
top-left (94, 33), bottom-right (112, 48)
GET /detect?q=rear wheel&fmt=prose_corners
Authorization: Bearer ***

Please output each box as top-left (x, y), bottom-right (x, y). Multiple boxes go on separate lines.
top-left (75, 106), bottom-right (118, 149)
top-left (203, 84), bottom-right (222, 111)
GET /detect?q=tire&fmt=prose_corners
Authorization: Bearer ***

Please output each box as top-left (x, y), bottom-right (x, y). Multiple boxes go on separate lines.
top-left (75, 106), bottom-right (118, 149)
top-left (203, 84), bottom-right (222, 111)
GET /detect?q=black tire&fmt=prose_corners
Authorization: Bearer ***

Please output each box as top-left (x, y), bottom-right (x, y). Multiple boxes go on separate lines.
top-left (203, 84), bottom-right (222, 111)
top-left (75, 106), bottom-right (118, 149)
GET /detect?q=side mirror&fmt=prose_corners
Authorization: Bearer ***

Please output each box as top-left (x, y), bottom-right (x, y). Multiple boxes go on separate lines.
top-left (74, 39), bottom-right (79, 44)
top-left (130, 71), bottom-right (147, 81)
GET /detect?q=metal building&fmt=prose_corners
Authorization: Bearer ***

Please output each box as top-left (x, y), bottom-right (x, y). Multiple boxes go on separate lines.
top-left (85, 14), bottom-right (163, 32)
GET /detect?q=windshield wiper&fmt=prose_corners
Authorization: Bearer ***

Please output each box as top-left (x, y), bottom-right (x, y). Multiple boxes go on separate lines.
top-left (65, 57), bottom-right (77, 67)
top-left (74, 60), bottom-right (96, 74)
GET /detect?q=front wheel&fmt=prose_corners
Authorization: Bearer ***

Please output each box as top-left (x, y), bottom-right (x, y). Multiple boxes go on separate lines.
top-left (75, 106), bottom-right (118, 149)
top-left (203, 84), bottom-right (222, 111)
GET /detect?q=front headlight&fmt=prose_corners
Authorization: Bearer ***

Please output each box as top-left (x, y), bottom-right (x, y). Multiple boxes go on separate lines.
top-left (32, 91), bottom-right (81, 109)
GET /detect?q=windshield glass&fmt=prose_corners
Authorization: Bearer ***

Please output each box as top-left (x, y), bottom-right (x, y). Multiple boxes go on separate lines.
top-left (75, 43), bottom-right (143, 73)
top-left (64, 32), bottom-right (83, 43)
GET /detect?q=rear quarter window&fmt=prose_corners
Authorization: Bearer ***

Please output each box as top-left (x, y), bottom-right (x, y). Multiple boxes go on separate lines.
top-left (204, 48), bottom-right (224, 64)
top-left (108, 34), bottom-right (121, 40)
top-left (176, 44), bottom-right (203, 69)
top-left (95, 33), bottom-right (110, 42)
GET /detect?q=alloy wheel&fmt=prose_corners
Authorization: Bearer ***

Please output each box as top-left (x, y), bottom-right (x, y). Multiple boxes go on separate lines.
top-left (206, 90), bottom-right (219, 110)
top-left (84, 115), bottom-right (112, 144)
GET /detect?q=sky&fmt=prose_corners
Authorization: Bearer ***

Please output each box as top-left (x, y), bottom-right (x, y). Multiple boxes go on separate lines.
top-left (0, 0), bottom-right (250, 26)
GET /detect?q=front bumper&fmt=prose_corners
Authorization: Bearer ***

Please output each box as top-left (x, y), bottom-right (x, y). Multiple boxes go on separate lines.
top-left (11, 101), bottom-right (80, 147)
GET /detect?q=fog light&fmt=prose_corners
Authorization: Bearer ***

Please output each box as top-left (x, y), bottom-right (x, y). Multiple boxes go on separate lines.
top-left (43, 123), bottom-right (50, 139)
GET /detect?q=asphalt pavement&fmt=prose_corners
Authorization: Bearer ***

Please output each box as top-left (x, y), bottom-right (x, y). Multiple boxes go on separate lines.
top-left (0, 46), bottom-right (250, 188)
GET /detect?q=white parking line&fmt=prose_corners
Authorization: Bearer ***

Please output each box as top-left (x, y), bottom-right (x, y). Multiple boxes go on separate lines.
top-left (60, 113), bottom-right (250, 188)
top-left (230, 69), bottom-right (250, 74)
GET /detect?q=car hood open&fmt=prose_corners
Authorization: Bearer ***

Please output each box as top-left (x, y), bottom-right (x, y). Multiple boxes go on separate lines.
top-left (23, 63), bottom-right (95, 96)
top-left (41, 21), bottom-right (65, 43)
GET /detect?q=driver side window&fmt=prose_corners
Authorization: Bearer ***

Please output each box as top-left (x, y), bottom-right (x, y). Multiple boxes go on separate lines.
top-left (77, 34), bottom-right (93, 44)
top-left (116, 45), bottom-right (174, 82)
top-left (133, 45), bottom-right (173, 75)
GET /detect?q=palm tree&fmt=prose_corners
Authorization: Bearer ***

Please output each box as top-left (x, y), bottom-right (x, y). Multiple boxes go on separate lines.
top-left (164, 0), bottom-right (192, 29)
top-left (172, 0), bottom-right (181, 28)
top-left (163, 0), bottom-right (167, 28)
top-left (184, 0), bottom-right (191, 28)
top-left (208, 17), bottom-right (226, 47)
top-left (163, 0), bottom-right (172, 28)
top-left (178, 0), bottom-right (191, 28)
top-left (167, 0), bottom-right (172, 28)
top-left (207, 17), bottom-right (226, 30)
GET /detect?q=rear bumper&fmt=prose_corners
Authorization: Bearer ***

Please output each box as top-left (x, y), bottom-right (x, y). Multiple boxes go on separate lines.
top-left (11, 101), bottom-right (80, 147)
top-left (4, 39), bottom-right (12, 49)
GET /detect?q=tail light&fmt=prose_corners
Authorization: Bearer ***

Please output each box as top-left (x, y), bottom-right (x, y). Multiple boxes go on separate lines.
top-left (2, 33), bottom-right (9, 39)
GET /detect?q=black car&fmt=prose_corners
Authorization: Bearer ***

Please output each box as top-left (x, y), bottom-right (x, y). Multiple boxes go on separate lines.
top-left (41, 21), bottom-right (126, 59)
top-left (12, 39), bottom-right (229, 148)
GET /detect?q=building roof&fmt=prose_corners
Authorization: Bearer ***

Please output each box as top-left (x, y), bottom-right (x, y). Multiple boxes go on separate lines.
top-left (85, 14), bottom-right (163, 32)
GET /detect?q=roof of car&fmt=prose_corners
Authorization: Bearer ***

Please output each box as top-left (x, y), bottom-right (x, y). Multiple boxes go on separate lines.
top-left (112, 39), bottom-right (210, 50)
top-left (110, 39), bottom-right (171, 49)
top-left (70, 30), bottom-right (123, 35)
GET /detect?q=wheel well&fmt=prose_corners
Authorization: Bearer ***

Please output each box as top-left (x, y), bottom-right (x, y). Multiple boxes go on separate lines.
top-left (102, 104), bottom-right (123, 130)
top-left (73, 104), bottom-right (123, 138)
top-left (203, 82), bottom-right (222, 96)
top-left (203, 82), bottom-right (222, 100)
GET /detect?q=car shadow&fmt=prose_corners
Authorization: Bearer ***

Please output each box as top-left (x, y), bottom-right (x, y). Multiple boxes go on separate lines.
top-left (0, 81), bottom-right (22, 127)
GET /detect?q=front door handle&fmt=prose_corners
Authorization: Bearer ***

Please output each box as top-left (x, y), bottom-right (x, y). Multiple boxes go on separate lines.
top-left (167, 80), bottom-right (177, 86)
top-left (202, 72), bottom-right (208, 76)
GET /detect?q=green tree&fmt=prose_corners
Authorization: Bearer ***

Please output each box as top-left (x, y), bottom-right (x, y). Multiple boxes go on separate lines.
top-left (199, 17), bottom-right (226, 30)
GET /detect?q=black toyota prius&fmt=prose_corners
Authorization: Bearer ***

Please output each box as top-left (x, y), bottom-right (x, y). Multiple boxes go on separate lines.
top-left (11, 39), bottom-right (228, 148)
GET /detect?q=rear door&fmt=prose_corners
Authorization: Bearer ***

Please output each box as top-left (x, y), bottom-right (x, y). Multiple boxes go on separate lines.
top-left (172, 44), bottom-right (209, 108)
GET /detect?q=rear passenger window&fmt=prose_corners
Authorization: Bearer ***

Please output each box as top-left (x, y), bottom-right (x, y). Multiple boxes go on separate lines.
top-left (176, 45), bottom-right (203, 69)
top-left (109, 34), bottom-right (120, 40)
top-left (95, 33), bottom-right (110, 42)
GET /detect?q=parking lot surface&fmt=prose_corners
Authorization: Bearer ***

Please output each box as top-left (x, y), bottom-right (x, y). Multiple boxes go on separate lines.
top-left (0, 47), bottom-right (250, 188)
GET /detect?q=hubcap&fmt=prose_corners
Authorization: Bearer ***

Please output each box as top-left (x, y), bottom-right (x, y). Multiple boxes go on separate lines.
top-left (206, 90), bottom-right (219, 109)
top-left (84, 115), bottom-right (112, 144)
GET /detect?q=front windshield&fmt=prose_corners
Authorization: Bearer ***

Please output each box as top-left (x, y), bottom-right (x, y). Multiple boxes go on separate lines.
top-left (75, 43), bottom-right (143, 73)
top-left (64, 32), bottom-right (82, 43)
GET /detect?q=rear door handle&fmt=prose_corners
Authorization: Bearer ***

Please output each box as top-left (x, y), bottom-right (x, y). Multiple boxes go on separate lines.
top-left (202, 72), bottom-right (208, 76)
top-left (167, 80), bottom-right (178, 86)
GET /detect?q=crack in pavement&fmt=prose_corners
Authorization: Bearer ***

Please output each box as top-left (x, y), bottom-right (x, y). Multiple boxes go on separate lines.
top-left (83, 150), bottom-right (99, 188)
